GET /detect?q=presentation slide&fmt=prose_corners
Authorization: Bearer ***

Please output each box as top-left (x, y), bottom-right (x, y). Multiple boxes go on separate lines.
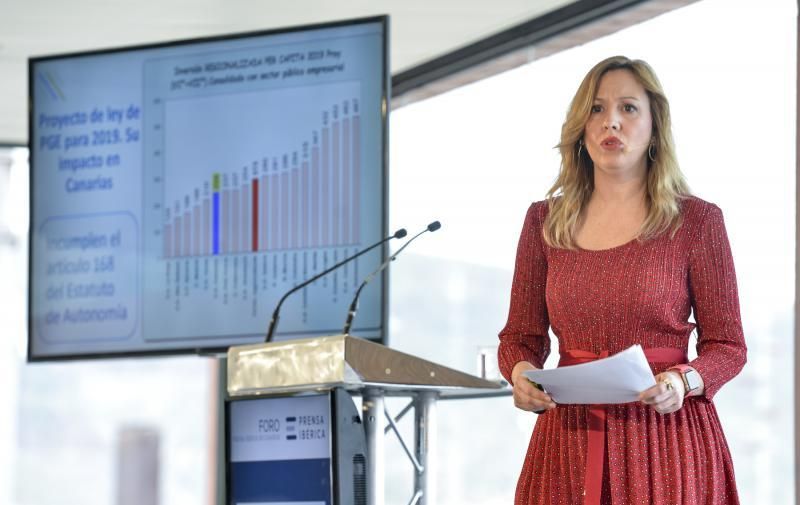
top-left (228, 395), bottom-right (332, 505)
top-left (29, 19), bottom-right (387, 359)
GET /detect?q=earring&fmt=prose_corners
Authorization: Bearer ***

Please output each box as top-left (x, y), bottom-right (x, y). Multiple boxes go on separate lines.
top-left (648, 141), bottom-right (656, 162)
top-left (577, 139), bottom-right (584, 158)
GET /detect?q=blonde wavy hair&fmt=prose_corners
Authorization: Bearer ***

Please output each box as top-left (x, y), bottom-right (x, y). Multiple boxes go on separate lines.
top-left (543, 55), bottom-right (690, 249)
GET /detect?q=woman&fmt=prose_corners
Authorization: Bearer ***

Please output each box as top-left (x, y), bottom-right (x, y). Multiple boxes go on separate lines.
top-left (498, 55), bottom-right (746, 505)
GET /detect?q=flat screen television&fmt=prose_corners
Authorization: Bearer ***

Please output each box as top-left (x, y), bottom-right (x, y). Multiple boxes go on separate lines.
top-left (28, 16), bottom-right (389, 360)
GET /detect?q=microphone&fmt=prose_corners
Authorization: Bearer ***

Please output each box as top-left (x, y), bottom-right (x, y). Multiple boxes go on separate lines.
top-left (342, 220), bottom-right (441, 335)
top-left (264, 227), bottom-right (407, 343)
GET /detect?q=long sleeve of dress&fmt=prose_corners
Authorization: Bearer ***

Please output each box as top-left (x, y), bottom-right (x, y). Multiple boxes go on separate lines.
top-left (687, 204), bottom-right (747, 400)
top-left (503, 197), bottom-right (744, 505)
top-left (498, 202), bottom-right (551, 382)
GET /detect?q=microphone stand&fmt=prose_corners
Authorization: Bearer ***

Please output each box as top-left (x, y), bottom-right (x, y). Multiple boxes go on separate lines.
top-left (264, 228), bottom-right (407, 343)
top-left (343, 221), bottom-right (440, 335)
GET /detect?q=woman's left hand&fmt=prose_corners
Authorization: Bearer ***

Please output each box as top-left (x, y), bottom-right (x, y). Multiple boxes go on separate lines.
top-left (639, 371), bottom-right (686, 414)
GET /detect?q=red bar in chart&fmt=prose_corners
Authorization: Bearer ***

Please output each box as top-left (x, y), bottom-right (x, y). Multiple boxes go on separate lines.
top-left (193, 204), bottom-right (201, 256)
top-left (353, 111), bottom-right (361, 244)
top-left (164, 222), bottom-right (172, 258)
top-left (164, 208), bottom-right (172, 258)
top-left (174, 215), bottom-right (182, 257)
top-left (281, 170), bottom-right (289, 250)
top-left (222, 188), bottom-right (230, 254)
top-left (322, 125), bottom-right (330, 247)
top-left (342, 112), bottom-right (351, 245)
top-left (213, 174), bottom-right (220, 255)
top-left (232, 184), bottom-right (240, 254)
top-left (270, 170), bottom-right (279, 251)
top-left (301, 159), bottom-right (309, 249)
top-left (241, 182), bottom-right (249, 253)
top-left (252, 178), bottom-right (259, 252)
top-left (332, 116), bottom-right (340, 246)
top-left (292, 162), bottom-right (299, 250)
top-left (260, 171), bottom-right (268, 251)
top-left (203, 197), bottom-right (211, 255)
top-left (183, 210), bottom-right (191, 258)
top-left (312, 141), bottom-right (320, 248)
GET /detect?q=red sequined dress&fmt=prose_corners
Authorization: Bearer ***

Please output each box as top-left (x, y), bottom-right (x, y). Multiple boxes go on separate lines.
top-left (498, 196), bottom-right (746, 505)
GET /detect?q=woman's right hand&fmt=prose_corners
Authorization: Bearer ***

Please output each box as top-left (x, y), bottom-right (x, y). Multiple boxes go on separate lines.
top-left (511, 361), bottom-right (557, 413)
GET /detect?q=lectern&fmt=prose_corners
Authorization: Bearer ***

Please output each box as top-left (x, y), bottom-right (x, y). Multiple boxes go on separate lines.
top-left (226, 335), bottom-right (507, 505)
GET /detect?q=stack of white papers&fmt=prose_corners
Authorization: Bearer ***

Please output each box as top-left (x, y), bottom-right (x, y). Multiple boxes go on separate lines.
top-left (522, 345), bottom-right (657, 404)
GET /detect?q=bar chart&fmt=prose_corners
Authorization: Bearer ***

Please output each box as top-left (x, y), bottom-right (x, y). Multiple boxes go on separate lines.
top-left (161, 99), bottom-right (361, 258)
top-left (140, 80), bottom-right (384, 343)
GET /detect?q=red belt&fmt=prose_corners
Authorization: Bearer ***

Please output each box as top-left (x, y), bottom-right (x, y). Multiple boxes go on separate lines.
top-left (557, 348), bottom-right (687, 505)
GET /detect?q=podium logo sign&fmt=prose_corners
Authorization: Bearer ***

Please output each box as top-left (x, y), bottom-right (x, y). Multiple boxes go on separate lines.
top-left (230, 395), bottom-right (331, 462)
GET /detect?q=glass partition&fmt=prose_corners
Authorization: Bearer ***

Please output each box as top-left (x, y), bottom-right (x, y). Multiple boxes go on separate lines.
top-left (388, 0), bottom-right (796, 502)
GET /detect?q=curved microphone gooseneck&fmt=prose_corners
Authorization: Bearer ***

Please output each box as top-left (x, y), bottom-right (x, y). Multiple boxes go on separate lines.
top-left (264, 227), bottom-right (407, 343)
top-left (342, 221), bottom-right (441, 335)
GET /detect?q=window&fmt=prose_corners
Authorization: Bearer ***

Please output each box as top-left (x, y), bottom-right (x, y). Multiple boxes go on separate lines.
top-left (0, 147), bottom-right (215, 505)
top-left (388, 1), bottom-right (796, 503)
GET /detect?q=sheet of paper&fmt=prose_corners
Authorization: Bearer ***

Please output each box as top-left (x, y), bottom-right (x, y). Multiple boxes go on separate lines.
top-left (522, 345), bottom-right (657, 404)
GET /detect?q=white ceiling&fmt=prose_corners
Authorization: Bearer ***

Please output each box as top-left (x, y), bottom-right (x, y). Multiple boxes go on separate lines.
top-left (0, 0), bottom-right (575, 144)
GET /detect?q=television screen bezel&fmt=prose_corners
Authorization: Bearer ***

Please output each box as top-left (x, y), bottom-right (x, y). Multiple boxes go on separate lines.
top-left (27, 15), bottom-right (390, 362)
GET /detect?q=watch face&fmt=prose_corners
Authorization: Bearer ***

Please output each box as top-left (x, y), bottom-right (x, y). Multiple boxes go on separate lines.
top-left (685, 369), bottom-right (701, 391)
